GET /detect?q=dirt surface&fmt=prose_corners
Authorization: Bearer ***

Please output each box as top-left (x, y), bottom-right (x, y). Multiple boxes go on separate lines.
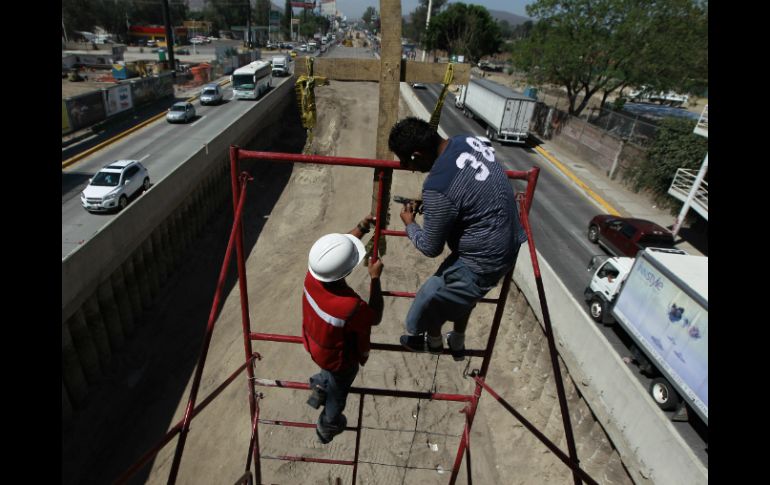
top-left (63, 81), bottom-right (633, 485)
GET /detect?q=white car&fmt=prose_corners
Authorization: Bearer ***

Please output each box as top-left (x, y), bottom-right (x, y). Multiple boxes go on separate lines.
top-left (190, 37), bottom-right (205, 45)
top-left (81, 160), bottom-right (150, 213)
top-left (166, 102), bottom-right (196, 123)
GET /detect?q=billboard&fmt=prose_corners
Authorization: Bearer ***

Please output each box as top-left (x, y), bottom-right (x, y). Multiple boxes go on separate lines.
top-left (103, 84), bottom-right (134, 116)
top-left (65, 91), bottom-right (107, 132)
top-left (62, 100), bottom-right (72, 135)
top-left (613, 255), bottom-right (708, 422)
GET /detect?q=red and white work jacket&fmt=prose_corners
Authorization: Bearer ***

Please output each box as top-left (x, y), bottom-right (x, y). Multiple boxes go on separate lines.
top-left (302, 271), bottom-right (375, 372)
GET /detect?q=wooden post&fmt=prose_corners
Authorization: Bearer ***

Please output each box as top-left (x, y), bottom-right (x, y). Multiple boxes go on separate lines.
top-left (292, 1), bottom-right (471, 256)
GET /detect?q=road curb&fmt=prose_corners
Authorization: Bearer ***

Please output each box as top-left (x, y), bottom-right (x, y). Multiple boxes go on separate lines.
top-left (531, 144), bottom-right (621, 216)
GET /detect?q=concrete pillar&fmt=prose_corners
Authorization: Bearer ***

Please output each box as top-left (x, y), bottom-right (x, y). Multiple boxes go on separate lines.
top-left (111, 265), bottom-right (136, 337)
top-left (83, 292), bottom-right (112, 367)
top-left (151, 228), bottom-right (169, 289)
top-left (122, 258), bottom-right (144, 322)
top-left (62, 322), bottom-right (89, 407)
top-left (97, 277), bottom-right (125, 350)
top-left (132, 248), bottom-right (153, 311)
top-left (67, 308), bottom-right (102, 384)
top-left (142, 238), bottom-right (161, 301)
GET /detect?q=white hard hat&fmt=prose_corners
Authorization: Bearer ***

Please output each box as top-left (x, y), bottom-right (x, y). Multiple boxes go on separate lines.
top-left (308, 233), bottom-right (366, 282)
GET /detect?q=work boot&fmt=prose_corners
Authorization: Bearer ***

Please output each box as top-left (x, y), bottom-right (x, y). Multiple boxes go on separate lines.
top-left (446, 331), bottom-right (466, 362)
top-left (400, 333), bottom-right (443, 355)
top-left (316, 414), bottom-right (347, 444)
top-left (306, 384), bottom-right (327, 410)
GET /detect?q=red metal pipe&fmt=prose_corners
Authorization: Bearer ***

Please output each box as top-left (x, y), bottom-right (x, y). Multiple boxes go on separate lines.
top-left (115, 355), bottom-right (258, 484)
top-left (380, 229), bottom-right (406, 237)
top-left (234, 150), bottom-right (532, 182)
top-left (273, 456), bottom-right (356, 466)
top-left (371, 169), bottom-right (384, 264)
top-left (250, 378), bottom-right (473, 402)
top-left (382, 290), bottom-right (498, 304)
top-left (472, 376), bottom-right (599, 485)
top-left (518, 197), bottom-right (582, 485)
top-left (229, 151), bottom-right (261, 482)
top-left (167, 174), bottom-right (252, 484)
top-left (248, 332), bottom-right (486, 358)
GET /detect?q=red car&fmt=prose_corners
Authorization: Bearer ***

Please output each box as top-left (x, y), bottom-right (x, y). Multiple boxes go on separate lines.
top-left (587, 215), bottom-right (677, 258)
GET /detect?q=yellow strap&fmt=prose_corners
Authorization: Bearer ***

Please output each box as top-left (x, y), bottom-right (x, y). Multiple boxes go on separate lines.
top-left (429, 63), bottom-right (454, 130)
top-left (294, 57), bottom-right (329, 153)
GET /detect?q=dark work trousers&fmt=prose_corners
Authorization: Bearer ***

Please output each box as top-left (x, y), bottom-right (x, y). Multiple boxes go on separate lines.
top-left (311, 363), bottom-right (359, 433)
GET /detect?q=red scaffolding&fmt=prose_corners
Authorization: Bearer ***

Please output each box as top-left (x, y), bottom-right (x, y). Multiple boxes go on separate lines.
top-left (115, 148), bottom-right (600, 485)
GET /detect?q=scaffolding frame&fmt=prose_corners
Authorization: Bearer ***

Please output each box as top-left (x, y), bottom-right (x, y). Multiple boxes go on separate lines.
top-left (115, 148), bottom-right (600, 485)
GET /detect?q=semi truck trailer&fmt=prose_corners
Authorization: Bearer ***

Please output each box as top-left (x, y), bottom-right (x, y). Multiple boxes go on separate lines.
top-left (455, 77), bottom-right (536, 144)
top-left (584, 248), bottom-right (708, 424)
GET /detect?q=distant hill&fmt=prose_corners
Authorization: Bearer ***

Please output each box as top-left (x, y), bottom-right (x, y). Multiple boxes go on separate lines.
top-left (488, 10), bottom-right (531, 26)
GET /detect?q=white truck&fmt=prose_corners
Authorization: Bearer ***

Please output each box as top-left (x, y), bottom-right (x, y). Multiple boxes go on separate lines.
top-left (271, 55), bottom-right (291, 77)
top-left (584, 248), bottom-right (708, 424)
top-left (455, 77), bottom-right (536, 144)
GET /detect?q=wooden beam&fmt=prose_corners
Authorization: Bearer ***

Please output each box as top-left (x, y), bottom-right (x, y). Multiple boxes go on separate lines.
top-left (294, 58), bottom-right (471, 85)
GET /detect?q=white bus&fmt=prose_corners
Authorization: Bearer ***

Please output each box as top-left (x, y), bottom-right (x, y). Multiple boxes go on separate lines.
top-left (231, 60), bottom-right (272, 100)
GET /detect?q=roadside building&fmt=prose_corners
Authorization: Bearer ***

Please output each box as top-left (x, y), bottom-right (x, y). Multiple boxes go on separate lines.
top-left (128, 25), bottom-right (189, 46)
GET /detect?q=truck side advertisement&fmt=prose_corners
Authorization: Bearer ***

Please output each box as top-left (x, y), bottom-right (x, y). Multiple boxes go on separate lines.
top-left (612, 256), bottom-right (708, 422)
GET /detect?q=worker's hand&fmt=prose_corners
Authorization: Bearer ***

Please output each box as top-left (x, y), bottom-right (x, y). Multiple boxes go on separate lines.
top-left (400, 202), bottom-right (416, 226)
top-left (361, 214), bottom-right (375, 230)
top-left (368, 258), bottom-right (384, 279)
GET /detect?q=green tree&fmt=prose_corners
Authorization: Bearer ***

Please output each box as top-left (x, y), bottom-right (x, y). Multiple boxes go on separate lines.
top-left (424, 3), bottom-right (501, 63)
top-left (512, 0), bottom-right (708, 117)
top-left (624, 117), bottom-right (707, 210)
top-left (403, 0), bottom-right (448, 44)
top-left (283, 1), bottom-right (292, 39)
top-left (362, 6), bottom-right (377, 26)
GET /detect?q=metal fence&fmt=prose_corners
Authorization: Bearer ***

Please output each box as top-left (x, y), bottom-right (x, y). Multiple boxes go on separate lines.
top-left (584, 106), bottom-right (660, 147)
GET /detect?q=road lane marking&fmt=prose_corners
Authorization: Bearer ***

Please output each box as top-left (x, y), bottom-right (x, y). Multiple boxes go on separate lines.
top-left (532, 144), bottom-right (621, 216)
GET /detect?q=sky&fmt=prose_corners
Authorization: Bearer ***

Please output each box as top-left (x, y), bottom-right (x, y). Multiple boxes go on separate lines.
top-left (333, 1), bottom-right (533, 21)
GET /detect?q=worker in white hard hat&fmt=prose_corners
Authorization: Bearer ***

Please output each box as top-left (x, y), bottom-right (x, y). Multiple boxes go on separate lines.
top-left (302, 214), bottom-right (384, 444)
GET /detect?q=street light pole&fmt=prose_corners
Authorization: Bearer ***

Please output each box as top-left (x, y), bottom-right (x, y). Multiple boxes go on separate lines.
top-left (420, 0), bottom-right (433, 62)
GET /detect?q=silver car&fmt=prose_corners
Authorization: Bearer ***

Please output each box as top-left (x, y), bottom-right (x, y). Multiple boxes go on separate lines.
top-left (81, 160), bottom-right (150, 212)
top-left (200, 84), bottom-right (223, 105)
top-left (166, 102), bottom-right (196, 123)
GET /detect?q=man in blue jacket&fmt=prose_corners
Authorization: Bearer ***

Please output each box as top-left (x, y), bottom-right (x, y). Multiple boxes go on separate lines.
top-left (388, 117), bottom-right (528, 360)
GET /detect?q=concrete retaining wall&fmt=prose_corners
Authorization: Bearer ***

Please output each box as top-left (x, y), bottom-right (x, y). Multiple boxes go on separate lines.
top-left (512, 246), bottom-right (707, 484)
top-left (62, 79), bottom-right (296, 420)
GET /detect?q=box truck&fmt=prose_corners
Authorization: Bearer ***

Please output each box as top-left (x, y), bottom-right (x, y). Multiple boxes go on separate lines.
top-left (584, 248), bottom-right (708, 424)
top-left (455, 77), bottom-right (536, 144)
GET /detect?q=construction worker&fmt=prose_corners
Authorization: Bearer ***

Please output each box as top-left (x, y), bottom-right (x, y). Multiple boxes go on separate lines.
top-left (302, 215), bottom-right (384, 444)
top-left (388, 117), bottom-right (527, 360)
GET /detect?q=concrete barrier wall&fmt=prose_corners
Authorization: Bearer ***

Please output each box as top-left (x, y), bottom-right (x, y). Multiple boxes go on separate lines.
top-left (62, 79), bottom-right (296, 419)
top-left (512, 245), bottom-right (707, 484)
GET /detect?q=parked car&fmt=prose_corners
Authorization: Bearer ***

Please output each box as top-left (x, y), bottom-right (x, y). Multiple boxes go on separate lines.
top-left (81, 160), bottom-right (150, 212)
top-left (199, 83), bottom-right (223, 105)
top-left (190, 37), bottom-right (205, 45)
top-left (587, 215), bottom-right (679, 258)
top-left (146, 39), bottom-right (157, 48)
top-left (166, 102), bottom-right (196, 123)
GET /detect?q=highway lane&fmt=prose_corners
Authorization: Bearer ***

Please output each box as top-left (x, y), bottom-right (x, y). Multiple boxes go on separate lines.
top-left (411, 83), bottom-right (708, 466)
top-left (62, 76), bottom-right (294, 259)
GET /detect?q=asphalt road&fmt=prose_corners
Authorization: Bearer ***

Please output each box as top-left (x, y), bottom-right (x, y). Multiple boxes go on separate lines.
top-left (411, 83), bottom-right (708, 467)
top-left (61, 75), bottom-right (294, 259)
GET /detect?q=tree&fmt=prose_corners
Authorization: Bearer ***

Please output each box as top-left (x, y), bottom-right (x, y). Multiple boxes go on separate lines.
top-left (403, 0), bottom-right (448, 45)
top-left (511, 0), bottom-right (708, 117)
top-left (424, 3), bottom-right (501, 63)
top-left (362, 6), bottom-right (377, 26)
top-left (282, 1), bottom-right (292, 39)
top-left (624, 117), bottom-right (707, 210)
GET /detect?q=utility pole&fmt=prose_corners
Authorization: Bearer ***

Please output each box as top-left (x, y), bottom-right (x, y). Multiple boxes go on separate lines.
top-left (246, 0), bottom-right (252, 48)
top-left (420, 0), bottom-right (433, 62)
top-left (161, 0), bottom-right (176, 77)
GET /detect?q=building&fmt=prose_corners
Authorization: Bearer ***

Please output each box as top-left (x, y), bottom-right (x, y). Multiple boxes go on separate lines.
top-left (128, 25), bottom-right (189, 46)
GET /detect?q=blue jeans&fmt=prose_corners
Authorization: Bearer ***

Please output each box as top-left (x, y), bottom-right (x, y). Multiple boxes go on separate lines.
top-left (310, 363), bottom-right (359, 431)
top-left (405, 254), bottom-right (514, 337)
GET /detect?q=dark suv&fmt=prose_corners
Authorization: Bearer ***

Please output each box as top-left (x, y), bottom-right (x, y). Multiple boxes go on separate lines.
top-left (587, 215), bottom-right (676, 257)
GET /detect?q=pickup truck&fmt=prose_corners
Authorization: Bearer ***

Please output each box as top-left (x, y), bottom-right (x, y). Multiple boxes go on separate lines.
top-left (587, 215), bottom-right (678, 258)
